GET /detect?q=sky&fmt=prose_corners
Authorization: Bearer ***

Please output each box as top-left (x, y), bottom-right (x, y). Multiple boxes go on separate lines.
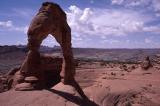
top-left (0, 0), bottom-right (160, 48)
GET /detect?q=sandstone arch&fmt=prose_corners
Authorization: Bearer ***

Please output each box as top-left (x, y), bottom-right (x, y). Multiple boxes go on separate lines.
top-left (17, 2), bottom-right (75, 90)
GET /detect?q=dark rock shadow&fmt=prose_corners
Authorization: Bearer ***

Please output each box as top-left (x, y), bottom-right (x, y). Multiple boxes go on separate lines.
top-left (48, 89), bottom-right (99, 106)
top-left (47, 79), bottom-right (98, 106)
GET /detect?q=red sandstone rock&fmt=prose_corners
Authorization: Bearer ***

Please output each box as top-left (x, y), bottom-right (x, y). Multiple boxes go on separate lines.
top-left (18, 2), bottom-right (75, 89)
top-left (5, 55), bottom-right (62, 90)
top-left (141, 56), bottom-right (152, 70)
top-left (25, 76), bottom-right (39, 83)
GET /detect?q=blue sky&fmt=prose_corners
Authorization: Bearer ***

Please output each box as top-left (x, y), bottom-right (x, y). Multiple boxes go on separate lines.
top-left (0, 0), bottom-right (160, 48)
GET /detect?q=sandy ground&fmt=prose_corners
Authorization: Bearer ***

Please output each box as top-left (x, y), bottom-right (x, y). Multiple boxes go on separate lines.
top-left (0, 64), bottom-right (160, 106)
top-left (76, 64), bottom-right (160, 106)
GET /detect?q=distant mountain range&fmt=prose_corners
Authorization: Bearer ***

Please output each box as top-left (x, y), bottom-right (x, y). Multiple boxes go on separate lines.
top-left (0, 45), bottom-right (160, 72)
top-left (0, 45), bottom-right (160, 61)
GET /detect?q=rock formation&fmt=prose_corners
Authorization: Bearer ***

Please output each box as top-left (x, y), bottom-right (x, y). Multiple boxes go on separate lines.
top-left (16, 2), bottom-right (75, 90)
top-left (3, 55), bottom-right (62, 90)
top-left (0, 2), bottom-right (90, 102)
top-left (141, 56), bottom-right (152, 70)
top-left (0, 53), bottom-right (89, 100)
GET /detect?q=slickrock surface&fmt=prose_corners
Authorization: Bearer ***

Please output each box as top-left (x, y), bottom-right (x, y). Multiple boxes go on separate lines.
top-left (0, 66), bottom-right (160, 106)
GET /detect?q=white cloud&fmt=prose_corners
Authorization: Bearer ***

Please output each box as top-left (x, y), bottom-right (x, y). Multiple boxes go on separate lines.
top-left (72, 37), bottom-right (83, 41)
top-left (126, 0), bottom-right (150, 7)
top-left (152, 0), bottom-right (160, 12)
top-left (42, 34), bottom-right (59, 47)
top-left (0, 20), bottom-right (28, 34)
top-left (156, 13), bottom-right (160, 17)
top-left (145, 38), bottom-right (152, 43)
top-left (65, 5), bottom-right (160, 48)
top-left (143, 25), bottom-right (160, 34)
top-left (111, 0), bottom-right (124, 5)
top-left (79, 8), bottom-right (93, 22)
top-left (66, 5), bottom-right (152, 39)
top-left (111, 0), bottom-right (150, 6)
top-left (10, 26), bottom-right (28, 34)
top-left (102, 39), bottom-right (120, 44)
top-left (120, 20), bottom-right (143, 32)
top-left (0, 20), bottom-right (13, 28)
top-left (126, 40), bottom-right (130, 43)
top-left (111, 0), bottom-right (160, 17)
top-left (16, 41), bottom-right (26, 45)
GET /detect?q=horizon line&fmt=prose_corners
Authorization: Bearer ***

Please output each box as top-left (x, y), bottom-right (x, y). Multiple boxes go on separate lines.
top-left (0, 44), bottom-right (160, 49)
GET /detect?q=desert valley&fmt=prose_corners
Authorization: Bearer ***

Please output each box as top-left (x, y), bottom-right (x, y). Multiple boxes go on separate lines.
top-left (0, 45), bottom-right (160, 106)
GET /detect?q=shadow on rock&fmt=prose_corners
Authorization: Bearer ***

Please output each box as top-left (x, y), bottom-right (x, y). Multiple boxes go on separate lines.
top-left (48, 89), bottom-right (99, 106)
